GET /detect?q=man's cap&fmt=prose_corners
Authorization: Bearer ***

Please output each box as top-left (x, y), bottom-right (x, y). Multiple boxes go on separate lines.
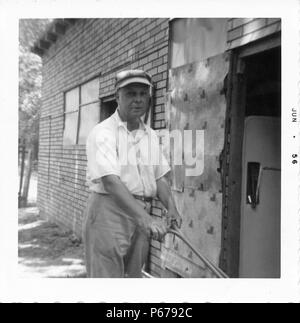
top-left (115, 69), bottom-right (152, 89)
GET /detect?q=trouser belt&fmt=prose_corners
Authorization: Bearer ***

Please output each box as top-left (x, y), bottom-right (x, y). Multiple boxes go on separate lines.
top-left (133, 195), bottom-right (153, 203)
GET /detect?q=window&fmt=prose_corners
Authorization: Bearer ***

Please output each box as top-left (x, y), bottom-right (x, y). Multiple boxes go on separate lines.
top-left (100, 96), bottom-right (118, 122)
top-left (170, 18), bottom-right (228, 69)
top-left (63, 78), bottom-right (100, 145)
top-left (64, 88), bottom-right (79, 145)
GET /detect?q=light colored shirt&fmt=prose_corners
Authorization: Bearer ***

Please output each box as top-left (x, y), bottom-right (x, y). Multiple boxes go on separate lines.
top-left (86, 109), bottom-right (170, 197)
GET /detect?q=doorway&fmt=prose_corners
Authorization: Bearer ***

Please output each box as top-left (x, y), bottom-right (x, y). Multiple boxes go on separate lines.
top-left (221, 37), bottom-right (281, 278)
top-left (239, 47), bottom-right (281, 278)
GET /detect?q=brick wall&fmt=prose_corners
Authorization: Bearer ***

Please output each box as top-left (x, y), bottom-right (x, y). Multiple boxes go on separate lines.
top-left (37, 19), bottom-right (169, 277)
top-left (227, 18), bottom-right (281, 49)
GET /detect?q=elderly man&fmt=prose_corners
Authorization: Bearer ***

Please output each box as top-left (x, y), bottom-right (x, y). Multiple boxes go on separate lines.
top-left (84, 69), bottom-right (181, 278)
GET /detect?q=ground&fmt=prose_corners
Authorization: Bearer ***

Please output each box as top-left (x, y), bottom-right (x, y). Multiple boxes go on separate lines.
top-left (18, 173), bottom-right (86, 278)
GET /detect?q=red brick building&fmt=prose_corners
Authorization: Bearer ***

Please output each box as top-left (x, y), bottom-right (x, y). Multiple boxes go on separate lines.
top-left (33, 18), bottom-right (281, 278)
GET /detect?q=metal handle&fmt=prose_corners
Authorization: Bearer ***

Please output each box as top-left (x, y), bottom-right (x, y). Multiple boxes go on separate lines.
top-left (246, 162), bottom-right (261, 209)
top-left (167, 228), bottom-right (229, 278)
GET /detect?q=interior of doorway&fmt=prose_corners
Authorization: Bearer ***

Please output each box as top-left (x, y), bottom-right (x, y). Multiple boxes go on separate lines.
top-left (239, 45), bottom-right (281, 278)
top-left (245, 46), bottom-right (281, 118)
top-left (220, 41), bottom-right (281, 278)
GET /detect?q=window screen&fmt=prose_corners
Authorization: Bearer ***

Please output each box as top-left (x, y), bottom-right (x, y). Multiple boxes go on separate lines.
top-left (78, 103), bottom-right (100, 144)
top-left (65, 87), bottom-right (79, 112)
top-left (63, 77), bottom-right (100, 146)
top-left (64, 87), bottom-right (80, 145)
top-left (64, 111), bottom-right (79, 145)
top-left (170, 18), bottom-right (227, 69)
top-left (81, 78), bottom-right (99, 105)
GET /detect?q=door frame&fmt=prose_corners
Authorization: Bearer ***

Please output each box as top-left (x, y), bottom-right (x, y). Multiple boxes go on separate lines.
top-left (220, 32), bottom-right (281, 277)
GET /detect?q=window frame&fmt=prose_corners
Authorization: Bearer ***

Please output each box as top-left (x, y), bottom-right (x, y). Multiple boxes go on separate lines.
top-left (63, 77), bottom-right (100, 146)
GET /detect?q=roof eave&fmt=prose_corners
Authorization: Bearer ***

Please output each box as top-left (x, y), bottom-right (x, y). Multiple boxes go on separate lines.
top-left (31, 18), bottom-right (77, 57)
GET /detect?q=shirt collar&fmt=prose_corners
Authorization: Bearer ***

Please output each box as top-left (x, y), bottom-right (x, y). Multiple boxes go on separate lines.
top-left (113, 107), bottom-right (150, 134)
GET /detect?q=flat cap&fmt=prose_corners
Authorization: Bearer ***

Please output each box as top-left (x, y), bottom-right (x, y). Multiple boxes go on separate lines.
top-left (115, 69), bottom-right (152, 89)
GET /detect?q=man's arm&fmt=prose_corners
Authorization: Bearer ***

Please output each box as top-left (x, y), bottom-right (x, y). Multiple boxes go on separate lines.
top-left (156, 175), bottom-right (182, 228)
top-left (102, 175), bottom-right (167, 240)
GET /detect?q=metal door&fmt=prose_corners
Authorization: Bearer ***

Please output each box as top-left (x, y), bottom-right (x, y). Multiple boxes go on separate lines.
top-left (239, 116), bottom-right (281, 278)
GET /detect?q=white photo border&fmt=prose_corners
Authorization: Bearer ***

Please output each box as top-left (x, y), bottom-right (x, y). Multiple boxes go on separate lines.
top-left (0, 0), bottom-right (299, 303)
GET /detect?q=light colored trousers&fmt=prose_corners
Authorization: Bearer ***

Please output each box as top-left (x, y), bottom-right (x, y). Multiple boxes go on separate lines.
top-left (83, 192), bottom-right (150, 278)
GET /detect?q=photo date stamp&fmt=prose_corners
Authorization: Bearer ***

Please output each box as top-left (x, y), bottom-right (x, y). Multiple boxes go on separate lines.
top-left (291, 108), bottom-right (297, 123)
top-left (291, 108), bottom-right (298, 165)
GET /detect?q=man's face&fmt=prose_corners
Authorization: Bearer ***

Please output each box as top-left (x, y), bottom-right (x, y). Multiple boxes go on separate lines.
top-left (116, 83), bottom-right (151, 121)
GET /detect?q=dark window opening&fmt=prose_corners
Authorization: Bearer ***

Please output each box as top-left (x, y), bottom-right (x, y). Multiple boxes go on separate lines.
top-left (100, 97), bottom-right (118, 122)
top-left (245, 47), bottom-right (281, 117)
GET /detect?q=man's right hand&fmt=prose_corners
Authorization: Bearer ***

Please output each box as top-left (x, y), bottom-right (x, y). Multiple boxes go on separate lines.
top-left (147, 219), bottom-right (168, 242)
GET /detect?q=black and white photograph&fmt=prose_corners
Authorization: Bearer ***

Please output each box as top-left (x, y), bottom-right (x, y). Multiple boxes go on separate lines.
top-left (0, 0), bottom-right (299, 304)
